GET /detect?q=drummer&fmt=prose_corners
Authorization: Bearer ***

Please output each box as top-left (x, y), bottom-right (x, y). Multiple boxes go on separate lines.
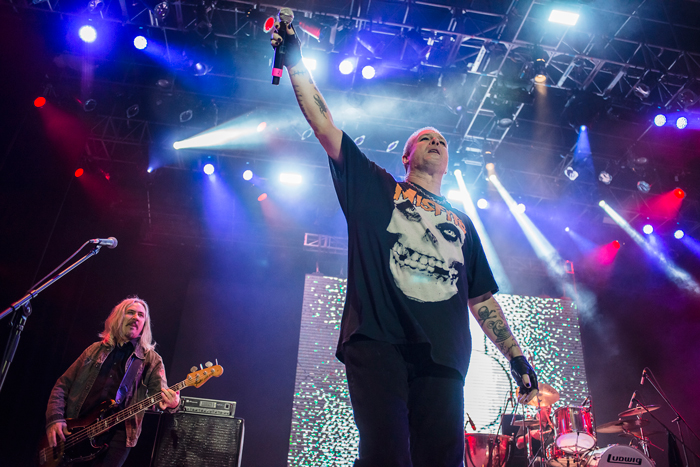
top-left (516, 406), bottom-right (554, 450)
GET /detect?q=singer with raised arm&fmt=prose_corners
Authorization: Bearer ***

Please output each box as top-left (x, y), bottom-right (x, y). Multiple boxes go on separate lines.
top-left (271, 18), bottom-right (538, 467)
top-left (43, 297), bottom-right (179, 467)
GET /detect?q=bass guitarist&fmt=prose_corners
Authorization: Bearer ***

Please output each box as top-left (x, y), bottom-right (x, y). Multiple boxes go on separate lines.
top-left (44, 296), bottom-right (180, 467)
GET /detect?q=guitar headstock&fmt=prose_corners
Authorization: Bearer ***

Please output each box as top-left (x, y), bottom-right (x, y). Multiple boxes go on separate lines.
top-left (185, 364), bottom-right (224, 388)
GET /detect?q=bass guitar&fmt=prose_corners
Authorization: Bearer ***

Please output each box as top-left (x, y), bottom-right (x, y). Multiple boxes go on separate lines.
top-left (38, 363), bottom-right (223, 466)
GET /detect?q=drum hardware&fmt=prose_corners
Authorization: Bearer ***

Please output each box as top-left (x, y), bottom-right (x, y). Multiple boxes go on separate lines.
top-left (617, 430), bottom-right (663, 438)
top-left (596, 419), bottom-right (650, 434)
top-left (513, 419), bottom-right (542, 427)
top-left (618, 405), bottom-right (660, 418)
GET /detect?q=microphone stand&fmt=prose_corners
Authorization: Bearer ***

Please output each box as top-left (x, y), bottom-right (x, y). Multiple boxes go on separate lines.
top-left (637, 371), bottom-right (700, 467)
top-left (0, 243), bottom-right (105, 395)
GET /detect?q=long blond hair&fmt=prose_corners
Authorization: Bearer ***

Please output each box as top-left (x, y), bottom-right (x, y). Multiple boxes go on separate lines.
top-left (99, 296), bottom-right (156, 352)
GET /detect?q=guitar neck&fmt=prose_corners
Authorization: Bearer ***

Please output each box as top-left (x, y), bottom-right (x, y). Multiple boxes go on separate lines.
top-left (82, 380), bottom-right (187, 440)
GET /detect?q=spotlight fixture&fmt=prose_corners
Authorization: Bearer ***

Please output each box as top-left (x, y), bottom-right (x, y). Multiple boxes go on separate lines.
top-left (477, 199), bottom-right (489, 209)
top-left (598, 171), bottom-right (613, 185)
top-left (548, 10), bottom-right (579, 26)
top-left (653, 114), bottom-right (666, 127)
top-left (179, 109), bottom-right (193, 123)
top-left (533, 58), bottom-right (547, 84)
top-left (280, 173), bottom-right (302, 185)
top-left (633, 84), bottom-right (651, 100)
top-left (34, 97), bottom-right (46, 108)
top-left (256, 122), bottom-right (267, 132)
top-left (637, 180), bottom-right (651, 193)
top-left (362, 65), bottom-right (376, 80)
top-left (339, 59), bottom-right (354, 75)
top-left (133, 35), bottom-right (148, 50)
top-left (87, 0), bottom-right (104, 12)
top-left (193, 62), bottom-right (212, 76)
top-left (79, 25), bottom-right (97, 43)
top-left (203, 163), bottom-right (215, 175)
top-left (83, 99), bottom-right (97, 112)
top-left (642, 224), bottom-right (653, 235)
top-left (516, 203), bottom-right (526, 213)
top-left (243, 169), bottom-right (253, 181)
top-left (126, 104), bottom-right (140, 119)
top-left (153, 1), bottom-right (169, 20)
top-left (258, 193), bottom-right (268, 201)
top-left (676, 116), bottom-right (688, 129)
top-left (565, 227), bottom-right (570, 232)
top-left (75, 168), bottom-right (84, 178)
top-left (301, 128), bottom-right (314, 140)
top-left (564, 166), bottom-right (579, 181)
top-left (674, 229), bottom-right (685, 239)
top-left (612, 240), bottom-right (621, 249)
top-left (354, 135), bottom-right (366, 146)
top-left (386, 140), bottom-right (400, 152)
top-left (674, 188), bottom-right (686, 199)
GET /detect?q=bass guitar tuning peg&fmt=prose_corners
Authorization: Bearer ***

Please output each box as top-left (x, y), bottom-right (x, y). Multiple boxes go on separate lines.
top-left (205, 361), bottom-right (213, 368)
top-left (190, 366), bottom-right (198, 373)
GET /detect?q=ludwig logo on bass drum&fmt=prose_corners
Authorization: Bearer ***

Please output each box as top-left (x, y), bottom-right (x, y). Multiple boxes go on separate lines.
top-left (607, 454), bottom-right (643, 465)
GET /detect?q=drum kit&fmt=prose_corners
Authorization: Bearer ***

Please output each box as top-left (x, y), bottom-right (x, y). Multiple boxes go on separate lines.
top-left (464, 383), bottom-right (658, 467)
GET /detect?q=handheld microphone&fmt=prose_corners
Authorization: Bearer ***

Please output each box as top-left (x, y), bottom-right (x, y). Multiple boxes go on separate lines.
top-left (466, 412), bottom-right (476, 431)
top-left (88, 237), bottom-right (118, 249)
top-left (581, 395), bottom-right (591, 406)
top-left (628, 390), bottom-right (637, 409)
top-left (272, 8), bottom-right (295, 85)
top-left (640, 369), bottom-right (646, 385)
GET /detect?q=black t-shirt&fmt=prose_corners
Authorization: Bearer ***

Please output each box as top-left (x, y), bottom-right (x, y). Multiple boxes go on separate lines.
top-left (329, 132), bottom-right (498, 378)
top-left (81, 340), bottom-right (135, 417)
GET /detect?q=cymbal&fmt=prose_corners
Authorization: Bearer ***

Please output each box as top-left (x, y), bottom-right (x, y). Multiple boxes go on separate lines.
top-left (618, 405), bottom-right (660, 418)
top-left (618, 430), bottom-right (663, 438)
top-left (597, 419), bottom-right (650, 434)
top-left (512, 418), bottom-right (540, 427)
top-left (517, 382), bottom-right (560, 406)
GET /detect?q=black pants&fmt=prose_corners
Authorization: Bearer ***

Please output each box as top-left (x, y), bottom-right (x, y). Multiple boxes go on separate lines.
top-left (344, 338), bottom-right (466, 467)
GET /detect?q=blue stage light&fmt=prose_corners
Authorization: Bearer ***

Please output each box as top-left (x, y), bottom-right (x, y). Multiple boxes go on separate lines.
top-left (362, 65), bottom-right (376, 79)
top-left (676, 116), bottom-right (688, 129)
top-left (580, 125), bottom-right (587, 131)
top-left (203, 163), bottom-right (215, 175)
top-left (653, 114), bottom-right (666, 127)
top-left (243, 169), bottom-right (253, 181)
top-left (339, 59), bottom-right (354, 75)
top-left (79, 25), bottom-right (97, 43)
top-left (133, 35), bottom-right (148, 50)
top-left (642, 224), bottom-right (653, 235)
top-left (674, 229), bottom-right (685, 239)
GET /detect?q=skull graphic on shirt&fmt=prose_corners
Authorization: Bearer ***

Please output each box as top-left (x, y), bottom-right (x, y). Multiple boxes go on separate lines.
top-left (387, 198), bottom-right (465, 302)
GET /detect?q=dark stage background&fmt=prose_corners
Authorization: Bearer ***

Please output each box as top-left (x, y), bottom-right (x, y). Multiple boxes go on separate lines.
top-left (1, 6), bottom-right (700, 467)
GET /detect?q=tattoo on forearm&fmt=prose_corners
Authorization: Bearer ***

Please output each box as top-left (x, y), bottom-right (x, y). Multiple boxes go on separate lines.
top-left (497, 341), bottom-right (518, 357)
top-left (313, 95), bottom-right (328, 119)
top-left (477, 305), bottom-right (495, 326)
top-left (486, 320), bottom-right (512, 343)
top-left (290, 70), bottom-right (308, 78)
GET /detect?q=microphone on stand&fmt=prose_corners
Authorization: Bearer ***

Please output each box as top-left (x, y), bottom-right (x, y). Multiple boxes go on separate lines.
top-left (271, 8), bottom-right (295, 85)
top-left (640, 369), bottom-right (647, 385)
top-left (466, 412), bottom-right (477, 431)
top-left (88, 237), bottom-right (118, 249)
top-left (628, 390), bottom-right (637, 409)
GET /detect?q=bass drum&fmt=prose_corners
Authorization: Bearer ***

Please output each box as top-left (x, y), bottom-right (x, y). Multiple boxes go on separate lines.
top-left (586, 445), bottom-right (654, 467)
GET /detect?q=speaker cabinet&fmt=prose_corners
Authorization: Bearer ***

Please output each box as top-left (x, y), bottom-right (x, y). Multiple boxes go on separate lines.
top-left (151, 413), bottom-right (244, 467)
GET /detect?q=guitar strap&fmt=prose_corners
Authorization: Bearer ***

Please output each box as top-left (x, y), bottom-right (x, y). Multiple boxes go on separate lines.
top-left (115, 354), bottom-right (144, 408)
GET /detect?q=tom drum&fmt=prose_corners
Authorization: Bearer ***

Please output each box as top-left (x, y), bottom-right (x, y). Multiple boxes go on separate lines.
top-left (464, 433), bottom-right (512, 467)
top-left (552, 406), bottom-right (596, 453)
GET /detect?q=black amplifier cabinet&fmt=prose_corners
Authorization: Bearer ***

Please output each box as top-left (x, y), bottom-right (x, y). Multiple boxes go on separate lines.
top-left (151, 406), bottom-right (244, 467)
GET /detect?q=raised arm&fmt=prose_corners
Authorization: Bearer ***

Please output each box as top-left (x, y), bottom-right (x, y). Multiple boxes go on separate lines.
top-left (271, 22), bottom-right (343, 163)
top-left (468, 292), bottom-right (539, 403)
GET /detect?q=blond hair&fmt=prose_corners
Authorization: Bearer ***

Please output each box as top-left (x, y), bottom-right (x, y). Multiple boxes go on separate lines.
top-left (99, 296), bottom-right (156, 352)
top-left (402, 126), bottom-right (444, 172)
